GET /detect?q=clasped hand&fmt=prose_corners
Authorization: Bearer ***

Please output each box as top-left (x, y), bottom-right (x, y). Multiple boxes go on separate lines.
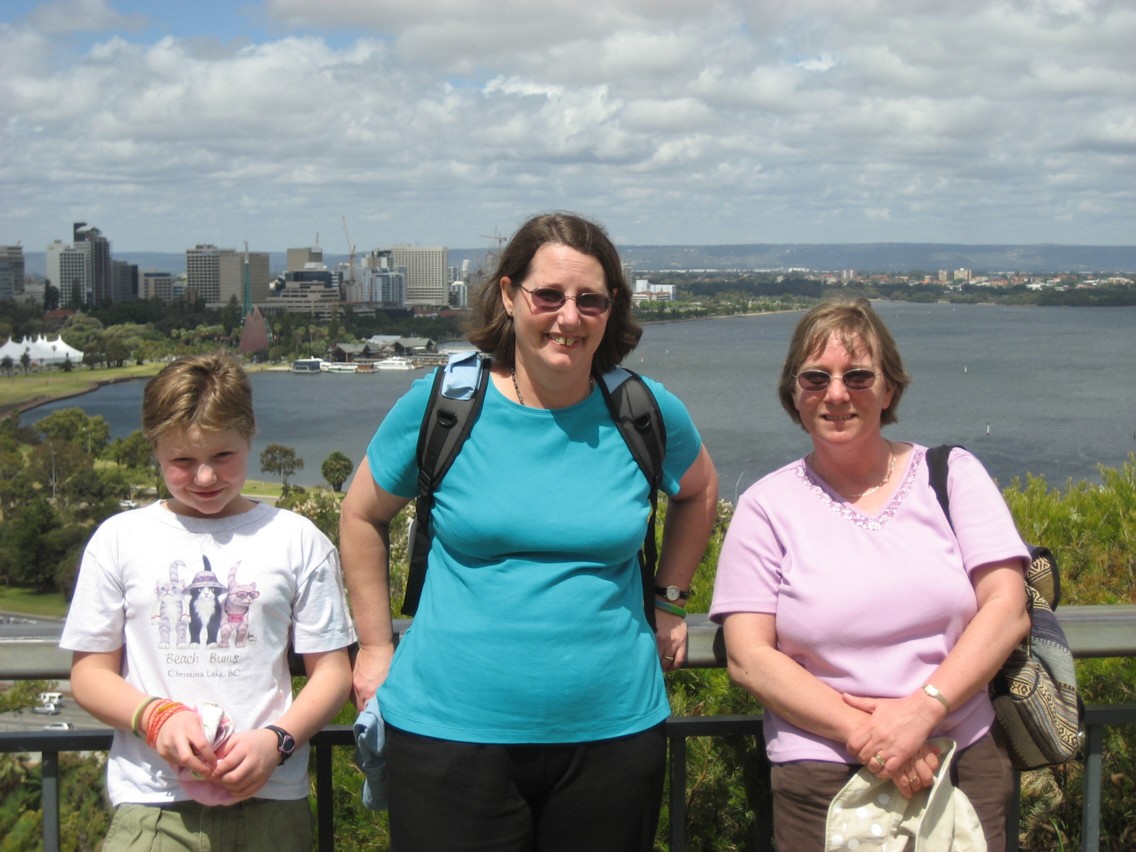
top-left (843, 693), bottom-right (942, 799)
top-left (154, 712), bottom-right (280, 801)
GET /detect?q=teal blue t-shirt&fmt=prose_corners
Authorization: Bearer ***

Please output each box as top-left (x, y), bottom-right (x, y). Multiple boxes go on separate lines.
top-left (368, 369), bottom-right (702, 743)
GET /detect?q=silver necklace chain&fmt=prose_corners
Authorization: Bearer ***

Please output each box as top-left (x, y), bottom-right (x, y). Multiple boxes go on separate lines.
top-left (840, 440), bottom-right (895, 499)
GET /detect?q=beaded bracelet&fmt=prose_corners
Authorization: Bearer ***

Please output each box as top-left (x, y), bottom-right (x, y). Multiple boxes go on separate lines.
top-left (145, 701), bottom-right (192, 749)
top-left (131, 696), bottom-right (161, 739)
top-left (654, 599), bottom-right (687, 618)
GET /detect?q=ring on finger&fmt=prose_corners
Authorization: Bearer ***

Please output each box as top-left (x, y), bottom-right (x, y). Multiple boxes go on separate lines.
top-left (910, 775), bottom-right (919, 785)
top-left (873, 754), bottom-right (886, 769)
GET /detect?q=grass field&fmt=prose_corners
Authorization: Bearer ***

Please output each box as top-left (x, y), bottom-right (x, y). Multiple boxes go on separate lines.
top-left (0, 363), bottom-right (161, 416)
top-left (0, 585), bottom-right (68, 618)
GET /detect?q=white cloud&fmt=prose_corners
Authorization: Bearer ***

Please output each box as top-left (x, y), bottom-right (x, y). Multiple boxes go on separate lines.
top-left (1, 0), bottom-right (1133, 252)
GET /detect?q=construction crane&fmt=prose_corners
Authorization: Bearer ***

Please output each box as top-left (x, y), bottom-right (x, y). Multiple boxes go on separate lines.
top-left (480, 228), bottom-right (507, 248)
top-left (341, 216), bottom-right (356, 285)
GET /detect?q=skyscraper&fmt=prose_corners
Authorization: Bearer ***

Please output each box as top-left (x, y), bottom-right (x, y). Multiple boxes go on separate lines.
top-left (186, 245), bottom-right (221, 304)
top-left (46, 240), bottom-right (87, 308)
top-left (390, 246), bottom-right (448, 307)
top-left (0, 245), bottom-right (25, 302)
top-left (73, 222), bottom-right (112, 306)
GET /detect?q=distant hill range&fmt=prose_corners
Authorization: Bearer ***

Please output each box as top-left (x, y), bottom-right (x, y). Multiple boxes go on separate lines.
top-left (20, 243), bottom-right (1136, 278)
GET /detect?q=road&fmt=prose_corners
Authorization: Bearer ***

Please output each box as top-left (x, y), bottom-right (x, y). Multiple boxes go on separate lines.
top-left (0, 610), bottom-right (107, 733)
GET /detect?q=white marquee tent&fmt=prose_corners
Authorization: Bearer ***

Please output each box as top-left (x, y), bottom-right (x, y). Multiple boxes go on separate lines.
top-left (0, 334), bottom-right (85, 368)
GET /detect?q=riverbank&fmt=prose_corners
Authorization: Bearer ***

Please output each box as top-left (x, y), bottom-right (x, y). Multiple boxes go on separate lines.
top-left (0, 364), bottom-right (162, 418)
top-left (0, 362), bottom-right (291, 419)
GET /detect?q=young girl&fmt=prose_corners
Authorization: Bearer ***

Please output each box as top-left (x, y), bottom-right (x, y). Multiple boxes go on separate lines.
top-left (61, 353), bottom-right (355, 850)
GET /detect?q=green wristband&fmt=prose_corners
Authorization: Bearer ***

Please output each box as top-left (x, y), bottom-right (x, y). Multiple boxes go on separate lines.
top-left (131, 695), bottom-right (161, 739)
top-left (654, 599), bottom-right (687, 618)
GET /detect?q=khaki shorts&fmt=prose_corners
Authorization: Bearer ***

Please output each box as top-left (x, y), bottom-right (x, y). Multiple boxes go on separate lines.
top-left (103, 798), bottom-right (313, 852)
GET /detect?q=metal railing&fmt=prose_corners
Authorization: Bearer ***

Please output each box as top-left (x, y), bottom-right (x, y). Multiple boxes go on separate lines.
top-left (3, 605), bottom-right (1135, 851)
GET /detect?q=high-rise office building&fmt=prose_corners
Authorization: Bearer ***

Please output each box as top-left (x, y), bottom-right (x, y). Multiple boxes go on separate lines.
top-left (390, 246), bottom-right (448, 307)
top-left (186, 245), bottom-right (221, 304)
top-left (0, 245), bottom-right (25, 302)
top-left (219, 250), bottom-right (270, 309)
top-left (73, 222), bottom-right (112, 306)
top-left (287, 247), bottom-right (323, 273)
top-left (111, 259), bottom-right (139, 302)
top-left (46, 240), bottom-right (87, 307)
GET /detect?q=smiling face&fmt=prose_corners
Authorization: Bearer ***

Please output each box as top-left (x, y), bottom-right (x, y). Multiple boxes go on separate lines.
top-left (792, 333), bottom-right (895, 447)
top-left (500, 242), bottom-right (611, 391)
top-left (154, 425), bottom-right (253, 518)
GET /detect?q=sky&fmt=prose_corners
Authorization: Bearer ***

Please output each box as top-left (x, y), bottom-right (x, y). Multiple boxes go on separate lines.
top-left (1, 0), bottom-right (1133, 254)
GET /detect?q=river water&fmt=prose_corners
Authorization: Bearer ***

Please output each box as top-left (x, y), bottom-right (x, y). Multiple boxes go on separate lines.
top-left (26, 302), bottom-right (1136, 500)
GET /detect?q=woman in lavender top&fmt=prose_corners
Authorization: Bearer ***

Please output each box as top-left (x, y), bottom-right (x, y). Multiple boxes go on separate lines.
top-left (710, 298), bottom-right (1030, 850)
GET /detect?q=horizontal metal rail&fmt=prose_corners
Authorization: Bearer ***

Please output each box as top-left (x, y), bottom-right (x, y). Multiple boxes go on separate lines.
top-left (4, 604), bottom-right (1135, 850)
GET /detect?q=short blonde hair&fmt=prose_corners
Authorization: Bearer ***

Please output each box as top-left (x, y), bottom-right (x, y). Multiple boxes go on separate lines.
top-left (778, 298), bottom-right (910, 429)
top-left (142, 353), bottom-right (256, 446)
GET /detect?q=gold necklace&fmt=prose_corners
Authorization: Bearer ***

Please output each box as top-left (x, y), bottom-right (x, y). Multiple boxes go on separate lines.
top-left (510, 369), bottom-right (593, 407)
top-left (840, 441), bottom-right (895, 499)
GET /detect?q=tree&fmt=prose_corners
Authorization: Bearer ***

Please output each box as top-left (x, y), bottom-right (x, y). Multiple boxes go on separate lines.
top-left (19, 351), bottom-right (30, 374)
top-left (0, 355), bottom-right (12, 376)
top-left (260, 444), bottom-right (304, 491)
top-left (0, 496), bottom-right (61, 590)
top-left (35, 407), bottom-right (111, 456)
top-left (321, 450), bottom-right (354, 492)
top-left (112, 430), bottom-right (153, 470)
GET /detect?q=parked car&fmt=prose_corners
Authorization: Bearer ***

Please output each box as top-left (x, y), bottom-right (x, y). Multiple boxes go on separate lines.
top-left (32, 703), bottom-right (60, 715)
top-left (43, 721), bottom-right (75, 730)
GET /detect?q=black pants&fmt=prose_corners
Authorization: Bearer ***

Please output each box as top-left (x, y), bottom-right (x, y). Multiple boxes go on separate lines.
top-left (385, 723), bottom-right (666, 852)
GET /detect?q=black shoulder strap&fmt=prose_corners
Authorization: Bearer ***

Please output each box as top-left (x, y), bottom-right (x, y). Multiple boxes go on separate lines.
top-left (403, 357), bottom-right (667, 625)
top-left (403, 352), bottom-right (490, 616)
top-left (598, 367), bottom-right (666, 629)
top-left (926, 443), bottom-right (958, 528)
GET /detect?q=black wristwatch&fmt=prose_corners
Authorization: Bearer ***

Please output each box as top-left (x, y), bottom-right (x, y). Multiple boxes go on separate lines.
top-left (655, 584), bottom-right (691, 602)
top-left (264, 725), bottom-right (296, 764)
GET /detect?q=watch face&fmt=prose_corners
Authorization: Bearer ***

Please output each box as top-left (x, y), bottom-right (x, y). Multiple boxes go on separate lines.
top-left (280, 732), bottom-right (296, 754)
top-left (666, 587), bottom-right (681, 601)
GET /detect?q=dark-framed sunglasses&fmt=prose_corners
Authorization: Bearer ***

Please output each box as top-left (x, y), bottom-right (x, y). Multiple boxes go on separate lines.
top-left (794, 368), bottom-right (878, 392)
top-left (517, 285), bottom-right (613, 317)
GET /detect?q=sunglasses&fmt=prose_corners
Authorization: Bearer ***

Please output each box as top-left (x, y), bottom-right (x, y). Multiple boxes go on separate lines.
top-left (794, 368), bottom-right (878, 392)
top-left (517, 285), bottom-right (613, 317)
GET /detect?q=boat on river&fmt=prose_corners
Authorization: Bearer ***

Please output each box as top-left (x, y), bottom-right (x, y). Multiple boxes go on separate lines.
top-left (291, 358), bottom-right (324, 373)
top-left (376, 356), bottom-right (418, 371)
top-left (324, 363), bottom-right (358, 374)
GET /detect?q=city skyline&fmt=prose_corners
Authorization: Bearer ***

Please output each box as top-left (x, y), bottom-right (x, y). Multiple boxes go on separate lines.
top-left (2, 0), bottom-right (1134, 254)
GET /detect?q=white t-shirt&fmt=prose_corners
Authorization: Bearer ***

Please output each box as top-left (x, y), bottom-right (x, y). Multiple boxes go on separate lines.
top-left (61, 501), bottom-right (356, 805)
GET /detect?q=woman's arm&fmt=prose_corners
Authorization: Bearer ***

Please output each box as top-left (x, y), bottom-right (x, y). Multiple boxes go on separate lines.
top-left (653, 446), bottom-right (718, 668)
top-left (845, 558), bottom-right (1028, 771)
top-left (722, 612), bottom-right (872, 743)
top-left (339, 457), bottom-right (411, 709)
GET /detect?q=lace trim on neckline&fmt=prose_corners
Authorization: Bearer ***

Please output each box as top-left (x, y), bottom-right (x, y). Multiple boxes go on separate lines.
top-left (794, 452), bottom-right (920, 531)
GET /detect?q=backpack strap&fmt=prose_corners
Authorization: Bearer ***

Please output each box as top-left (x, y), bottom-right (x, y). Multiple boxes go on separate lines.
top-left (403, 352), bottom-right (490, 616)
top-left (404, 356), bottom-right (668, 628)
top-left (926, 443), bottom-right (958, 527)
top-left (597, 367), bottom-right (667, 629)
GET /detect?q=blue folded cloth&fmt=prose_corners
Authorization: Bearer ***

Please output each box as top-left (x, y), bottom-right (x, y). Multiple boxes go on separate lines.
top-left (352, 694), bottom-right (388, 811)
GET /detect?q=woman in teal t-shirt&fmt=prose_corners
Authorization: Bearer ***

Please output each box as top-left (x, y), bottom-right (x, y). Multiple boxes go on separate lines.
top-left (341, 212), bottom-right (718, 851)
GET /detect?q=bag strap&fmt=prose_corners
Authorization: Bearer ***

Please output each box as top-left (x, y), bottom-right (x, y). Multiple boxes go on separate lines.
top-left (597, 367), bottom-right (667, 630)
top-left (404, 356), bottom-right (667, 625)
top-left (403, 352), bottom-right (490, 616)
top-left (925, 443), bottom-right (957, 527)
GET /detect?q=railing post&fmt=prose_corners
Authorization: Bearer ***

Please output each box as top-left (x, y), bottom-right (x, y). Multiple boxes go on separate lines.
top-left (1081, 720), bottom-right (1102, 852)
top-left (669, 733), bottom-right (687, 852)
top-left (41, 749), bottom-right (61, 852)
top-left (315, 741), bottom-right (335, 852)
